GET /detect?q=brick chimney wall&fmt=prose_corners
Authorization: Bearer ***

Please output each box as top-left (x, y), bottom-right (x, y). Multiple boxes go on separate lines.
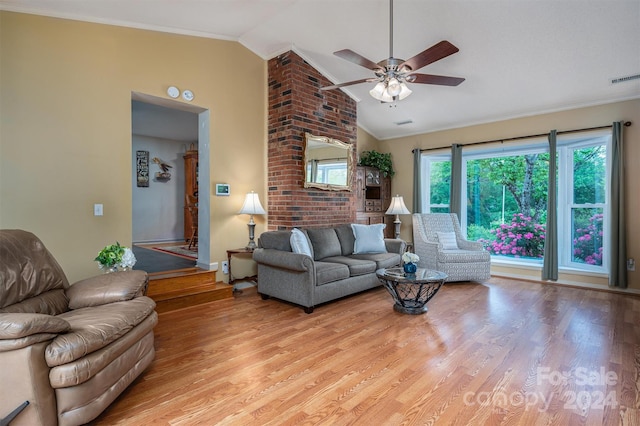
top-left (267, 51), bottom-right (358, 230)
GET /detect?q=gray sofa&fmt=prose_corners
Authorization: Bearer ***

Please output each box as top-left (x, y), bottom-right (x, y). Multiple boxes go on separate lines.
top-left (253, 224), bottom-right (406, 313)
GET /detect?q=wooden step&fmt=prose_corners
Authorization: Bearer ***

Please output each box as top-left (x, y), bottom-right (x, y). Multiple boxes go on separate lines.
top-left (146, 269), bottom-right (233, 313)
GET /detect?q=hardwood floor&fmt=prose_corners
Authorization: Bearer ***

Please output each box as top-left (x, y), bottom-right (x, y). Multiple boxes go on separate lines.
top-left (93, 277), bottom-right (640, 425)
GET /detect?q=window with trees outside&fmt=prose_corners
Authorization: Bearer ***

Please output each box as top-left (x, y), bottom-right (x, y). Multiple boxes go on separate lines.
top-left (421, 130), bottom-right (611, 273)
top-left (306, 159), bottom-right (348, 185)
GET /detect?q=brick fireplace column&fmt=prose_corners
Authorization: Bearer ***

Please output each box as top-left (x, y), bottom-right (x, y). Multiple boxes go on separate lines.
top-left (267, 51), bottom-right (358, 230)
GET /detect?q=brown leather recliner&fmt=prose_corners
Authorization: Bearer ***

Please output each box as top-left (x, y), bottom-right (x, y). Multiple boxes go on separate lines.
top-left (0, 230), bottom-right (158, 426)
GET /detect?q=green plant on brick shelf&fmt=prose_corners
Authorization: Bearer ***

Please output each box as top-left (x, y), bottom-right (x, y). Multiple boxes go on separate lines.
top-left (358, 150), bottom-right (395, 177)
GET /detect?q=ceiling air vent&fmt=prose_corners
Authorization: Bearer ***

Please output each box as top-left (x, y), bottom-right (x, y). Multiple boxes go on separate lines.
top-left (611, 74), bottom-right (640, 84)
top-left (394, 119), bottom-right (413, 126)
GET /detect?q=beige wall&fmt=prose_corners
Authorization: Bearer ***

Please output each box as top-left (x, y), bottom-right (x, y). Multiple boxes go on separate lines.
top-left (356, 127), bottom-right (380, 157)
top-left (2, 11), bottom-right (637, 291)
top-left (378, 99), bottom-right (640, 290)
top-left (0, 12), bottom-right (267, 283)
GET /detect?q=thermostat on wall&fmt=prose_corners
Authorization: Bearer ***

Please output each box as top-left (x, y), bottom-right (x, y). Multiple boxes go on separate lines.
top-left (216, 183), bottom-right (230, 196)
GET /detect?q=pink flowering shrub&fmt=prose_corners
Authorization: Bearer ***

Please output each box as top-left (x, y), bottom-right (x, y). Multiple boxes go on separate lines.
top-left (480, 213), bottom-right (546, 258)
top-left (572, 213), bottom-right (603, 265)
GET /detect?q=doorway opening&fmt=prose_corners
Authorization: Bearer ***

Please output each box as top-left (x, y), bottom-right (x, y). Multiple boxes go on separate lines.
top-left (131, 92), bottom-right (211, 273)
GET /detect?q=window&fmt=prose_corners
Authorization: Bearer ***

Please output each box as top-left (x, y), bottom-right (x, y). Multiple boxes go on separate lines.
top-left (421, 153), bottom-right (451, 213)
top-left (421, 131), bottom-right (611, 272)
top-left (306, 159), bottom-right (348, 185)
top-left (560, 140), bottom-right (608, 269)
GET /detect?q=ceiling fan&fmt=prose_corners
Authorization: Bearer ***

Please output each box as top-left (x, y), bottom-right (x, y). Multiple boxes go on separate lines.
top-left (320, 0), bottom-right (465, 102)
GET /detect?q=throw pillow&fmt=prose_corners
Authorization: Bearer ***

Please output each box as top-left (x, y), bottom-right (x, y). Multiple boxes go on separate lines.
top-left (290, 228), bottom-right (312, 257)
top-left (306, 228), bottom-right (342, 260)
top-left (351, 223), bottom-right (387, 254)
top-left (437, 231), bottom-right (459, 250)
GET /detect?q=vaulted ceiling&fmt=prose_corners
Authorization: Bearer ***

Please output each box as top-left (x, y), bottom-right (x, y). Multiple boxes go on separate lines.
top-left (2, 0), bottom-right (639, 140)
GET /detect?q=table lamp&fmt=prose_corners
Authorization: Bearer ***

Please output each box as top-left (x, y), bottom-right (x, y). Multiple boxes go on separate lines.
top-left (238, 191), bottom-right (266, 250)
top-left (385, 195), bottom-right (410, 239)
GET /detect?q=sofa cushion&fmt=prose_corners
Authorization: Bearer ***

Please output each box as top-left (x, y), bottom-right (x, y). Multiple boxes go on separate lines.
top-left (258, 231), bottom-right (292, 252)
top-left (49, 312), bottom-right (158, 388)
top-left (0, 312), bottom-right (70, 340)
top-left (290, 228), bottom-right (313, 257)
top-left (314, 261), bottom-right (350, 286)
top-left (350, 252), bottom-right (401, 270)
top-left (0, 289), bottom-right (68, 315)
top-left (334, 224), bottom-right (356, 256)
top-left (307, 228), bottom-right (342, 261)
top-left (351, 224), bottom-right (387, 254)
top-left (322, 256), bottom-right (377, 277)
top-left (45, 296), bottom-right (156, 367)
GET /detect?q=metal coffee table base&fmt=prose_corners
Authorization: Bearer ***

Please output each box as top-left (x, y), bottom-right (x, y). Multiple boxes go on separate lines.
top-left (377, 268), bottom-right (448, 315)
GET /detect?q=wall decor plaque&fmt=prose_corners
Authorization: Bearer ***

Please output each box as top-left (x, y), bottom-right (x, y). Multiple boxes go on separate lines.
top-left (136, 150), bottom-right (150, 187)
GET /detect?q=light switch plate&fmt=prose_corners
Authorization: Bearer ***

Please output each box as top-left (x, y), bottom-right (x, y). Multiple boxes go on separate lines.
top-left (628, 258), bottom-right (635, 271)
top-left (94, 204), bottom-right (103, 216)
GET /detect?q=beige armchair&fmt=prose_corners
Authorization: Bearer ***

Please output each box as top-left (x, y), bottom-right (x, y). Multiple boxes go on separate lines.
top-left (0, 230), bottom-right (157, 426)
top-left (412, 213), bottom-right (491, 282)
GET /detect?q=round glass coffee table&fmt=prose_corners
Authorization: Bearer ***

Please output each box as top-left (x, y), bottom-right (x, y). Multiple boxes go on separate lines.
top-left (376, 267), bottom-right (448, 314)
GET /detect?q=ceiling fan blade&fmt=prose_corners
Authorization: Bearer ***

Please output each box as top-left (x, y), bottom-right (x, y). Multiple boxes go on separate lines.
top-left (320, 78), bottom-right (376, 91)
top-left (334, 49), bottom-right (383, 71)
top-left (408, 73), bottom-right (465, 86)
top-left (399, 40), bottom-right (459, 72)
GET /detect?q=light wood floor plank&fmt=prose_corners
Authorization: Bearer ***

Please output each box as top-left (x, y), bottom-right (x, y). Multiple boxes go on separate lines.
top-left (94, 277), bottom-right (640, 425)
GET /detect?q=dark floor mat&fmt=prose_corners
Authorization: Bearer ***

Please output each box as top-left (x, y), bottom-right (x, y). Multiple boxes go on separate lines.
top-left (132, 245), bottom-right (196, 274)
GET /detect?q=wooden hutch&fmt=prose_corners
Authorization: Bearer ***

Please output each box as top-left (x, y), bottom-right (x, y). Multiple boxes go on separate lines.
top-left (355, 166), bottom-right (393, 238)
top-left (183, 149), bottom-right (198, 243)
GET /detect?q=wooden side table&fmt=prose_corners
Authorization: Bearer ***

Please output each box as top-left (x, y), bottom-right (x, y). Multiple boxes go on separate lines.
top-left (227, 248), bottom-right (258, 286)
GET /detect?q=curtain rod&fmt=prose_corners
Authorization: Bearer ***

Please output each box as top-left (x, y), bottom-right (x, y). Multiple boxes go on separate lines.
top-left (412, 121), bottom-right (632, 153)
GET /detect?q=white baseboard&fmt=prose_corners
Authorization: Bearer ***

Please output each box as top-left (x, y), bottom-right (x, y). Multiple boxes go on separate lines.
top-left (492, 271), bottom-right (640, 295)
top-left (197, 261), bottom-right (218, 271)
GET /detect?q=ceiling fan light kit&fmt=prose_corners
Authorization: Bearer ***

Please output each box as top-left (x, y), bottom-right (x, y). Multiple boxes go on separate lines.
top-left (322, 0), bottom-right (464, 103)
top-left (369, 80), bottom-right (412, 102)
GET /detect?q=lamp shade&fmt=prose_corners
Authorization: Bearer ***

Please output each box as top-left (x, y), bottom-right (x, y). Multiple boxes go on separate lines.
top-left (238, 191), bottom-right (266, 215)
top-left (386, 195), bottom-right (410, 215)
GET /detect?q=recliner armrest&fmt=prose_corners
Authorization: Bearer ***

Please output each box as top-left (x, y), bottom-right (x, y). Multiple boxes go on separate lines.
top-left (66, 270), bottom-right (149, 310)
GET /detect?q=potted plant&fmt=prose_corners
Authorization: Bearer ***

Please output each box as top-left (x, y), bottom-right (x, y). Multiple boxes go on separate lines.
top-left (358, 150), bottom-right (395, 177)
top-left (95, 242), bottom-right (137, 272)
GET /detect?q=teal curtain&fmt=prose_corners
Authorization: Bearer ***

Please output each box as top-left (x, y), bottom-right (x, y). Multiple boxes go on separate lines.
top-left (413, 148), bottom-right (423, 213)
top-left (449, 144), bottom-right (463, 217)
top-left (542, 130), bottom-right (558, 280)
top-left (609, 121), bottom-right (627, 288)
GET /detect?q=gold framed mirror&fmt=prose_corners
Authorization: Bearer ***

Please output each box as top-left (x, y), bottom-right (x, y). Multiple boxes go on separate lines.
top-left (303, 132), bottom-right (353, 191)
